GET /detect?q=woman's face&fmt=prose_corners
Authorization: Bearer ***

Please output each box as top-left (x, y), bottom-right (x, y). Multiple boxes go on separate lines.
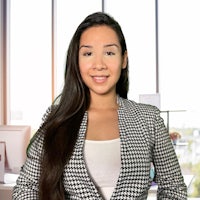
top-left (79, 25), bottom-right (127, 97)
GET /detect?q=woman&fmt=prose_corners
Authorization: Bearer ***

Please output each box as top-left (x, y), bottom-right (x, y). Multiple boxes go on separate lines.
top-left (13, 12), bottom-right (187, 199)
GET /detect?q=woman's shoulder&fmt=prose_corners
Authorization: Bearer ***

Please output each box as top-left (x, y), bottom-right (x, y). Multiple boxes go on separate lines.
top-left (27, 105), bottom-right (56, 154)
top-left (119, 96), bottom-right (160, 113)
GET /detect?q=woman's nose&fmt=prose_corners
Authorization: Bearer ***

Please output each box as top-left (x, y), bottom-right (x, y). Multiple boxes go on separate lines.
top-left (93, 56), bottom-right (107, 70)
top-left (95, 64), bottom-right (106, 71)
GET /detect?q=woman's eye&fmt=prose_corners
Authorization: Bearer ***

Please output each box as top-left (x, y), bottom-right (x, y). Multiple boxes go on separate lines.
top-left (83, 52), bottom-right (92, 56)
top-left (106, 51), bottom-right (115, 56)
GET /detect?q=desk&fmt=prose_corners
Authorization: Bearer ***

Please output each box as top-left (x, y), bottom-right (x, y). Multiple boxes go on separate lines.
top-left (0, 183), bottom-right (15, 200)
top-left (0, 173), bottom-right (18, 200)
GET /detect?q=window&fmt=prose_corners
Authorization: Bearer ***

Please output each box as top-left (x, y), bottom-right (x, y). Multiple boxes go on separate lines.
top-left (9, 0), bottom-right (52, 130)
top-left (159, 0), bottom-right (200, 197)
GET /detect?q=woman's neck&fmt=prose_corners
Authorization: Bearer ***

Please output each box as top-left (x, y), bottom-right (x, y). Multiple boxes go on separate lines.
top-left (89, 93), bottom-right (118, 110)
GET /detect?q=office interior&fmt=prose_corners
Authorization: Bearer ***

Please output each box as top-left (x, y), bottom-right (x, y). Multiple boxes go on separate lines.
top-left (0, 0), bottom-right (200, 199)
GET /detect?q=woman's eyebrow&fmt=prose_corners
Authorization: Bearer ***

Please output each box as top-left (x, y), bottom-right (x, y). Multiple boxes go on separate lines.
top-left (79, 43), bottom-right (120, 50)
top-left (79, 45), bottom-right (92, 50)
top-left (104, 44), bottom-right (120, 48)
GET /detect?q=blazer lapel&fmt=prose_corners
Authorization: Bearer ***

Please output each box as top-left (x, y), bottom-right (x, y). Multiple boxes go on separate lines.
top-left (63, 112), bottom-right (103, 199)
top-left (111, 97), bottom-right (150, 199)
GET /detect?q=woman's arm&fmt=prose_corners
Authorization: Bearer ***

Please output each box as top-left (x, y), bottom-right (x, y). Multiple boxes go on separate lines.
top-left (153, 108), bottom-right (187, 199)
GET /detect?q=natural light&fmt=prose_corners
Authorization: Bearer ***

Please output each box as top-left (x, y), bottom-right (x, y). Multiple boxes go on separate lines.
top-left (6, 0), bottom-right (200, 198)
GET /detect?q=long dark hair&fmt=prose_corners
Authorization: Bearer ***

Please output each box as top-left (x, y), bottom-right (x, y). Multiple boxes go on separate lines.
top-left (39, 12), bottom-right (129, 200)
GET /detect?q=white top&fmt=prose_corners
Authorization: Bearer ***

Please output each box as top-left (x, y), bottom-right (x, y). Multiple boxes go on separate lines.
top-left (84, 138), bottom-right (121, 200)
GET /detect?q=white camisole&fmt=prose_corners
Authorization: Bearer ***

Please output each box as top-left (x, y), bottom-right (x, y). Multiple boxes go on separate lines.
top-left (84, 138), bottom-right (121, 200)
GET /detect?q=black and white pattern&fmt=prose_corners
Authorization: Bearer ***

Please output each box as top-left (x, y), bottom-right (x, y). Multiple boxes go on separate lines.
top-left (12, 97), bottom-right (187, 199)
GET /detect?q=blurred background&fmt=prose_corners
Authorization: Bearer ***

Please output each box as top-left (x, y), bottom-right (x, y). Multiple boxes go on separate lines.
top-left (0, 0), bottom-right (200, 197)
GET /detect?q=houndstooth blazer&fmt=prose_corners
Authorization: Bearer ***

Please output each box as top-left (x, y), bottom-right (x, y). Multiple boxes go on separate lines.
top-left (13, 97), bottom-right (187, 199)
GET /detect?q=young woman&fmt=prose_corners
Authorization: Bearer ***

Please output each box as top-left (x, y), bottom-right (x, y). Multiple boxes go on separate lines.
top-left (13, 12), bottom-right (187, 200)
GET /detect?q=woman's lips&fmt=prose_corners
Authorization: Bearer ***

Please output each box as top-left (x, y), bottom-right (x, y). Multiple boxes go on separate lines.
top-left (92, 75), bottom-right (109, 83)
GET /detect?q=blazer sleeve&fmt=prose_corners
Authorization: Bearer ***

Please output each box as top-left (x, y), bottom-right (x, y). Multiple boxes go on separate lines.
top-left (152, 107), bottom-right (187, 199)
top-left (12, 107), bottom-right (51, 199)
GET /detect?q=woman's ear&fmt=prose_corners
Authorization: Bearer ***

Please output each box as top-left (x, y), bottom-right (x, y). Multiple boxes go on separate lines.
top-left (122, 51), bottom-right (128, 69)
